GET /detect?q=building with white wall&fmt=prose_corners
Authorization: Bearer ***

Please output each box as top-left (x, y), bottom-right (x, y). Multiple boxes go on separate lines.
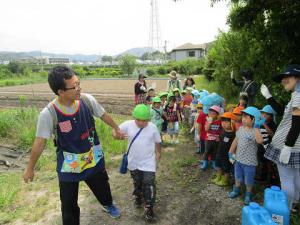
top-left (170, 43), bottom-right (210, 61)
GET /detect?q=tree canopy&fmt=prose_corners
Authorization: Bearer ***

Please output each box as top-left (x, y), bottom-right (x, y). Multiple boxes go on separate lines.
top-left (201, 0), bottom-right (300, 104)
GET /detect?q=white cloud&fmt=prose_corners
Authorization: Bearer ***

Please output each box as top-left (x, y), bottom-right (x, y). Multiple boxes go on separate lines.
top-left (0, 0), bottom-right (229, 55)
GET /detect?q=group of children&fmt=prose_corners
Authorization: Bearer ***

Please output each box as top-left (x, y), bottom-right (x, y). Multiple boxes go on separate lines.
top-left (192, 96), bottom-right (279, 206)
top-left (145, 86), bottom-right (200, 144)
top-left (119, 85), bottom-right (280, 220)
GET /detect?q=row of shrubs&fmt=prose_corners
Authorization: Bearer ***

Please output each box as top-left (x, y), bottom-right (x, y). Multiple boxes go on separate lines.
top-left (145, 59), bottom-right (205, 76)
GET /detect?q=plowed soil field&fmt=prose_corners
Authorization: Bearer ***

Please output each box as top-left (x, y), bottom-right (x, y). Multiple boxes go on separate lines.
top-left (0, 78), bottom-right (173, 114)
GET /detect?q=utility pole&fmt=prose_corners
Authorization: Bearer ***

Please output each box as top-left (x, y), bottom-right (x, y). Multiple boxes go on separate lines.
top-left (149, 0), bottom-right (163, 64)
top-left (163, 40), bottom-right (168, 62)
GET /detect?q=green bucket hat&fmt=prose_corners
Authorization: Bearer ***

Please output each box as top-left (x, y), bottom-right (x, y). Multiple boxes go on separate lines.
top-left (167, 92), bottom-right (175, 102)
top-left (152, 96), bottom-right (161, 103)
top-left (158, 92), bottom-right (168, 98)
top-left (132, 104), bottom-right (150, 120)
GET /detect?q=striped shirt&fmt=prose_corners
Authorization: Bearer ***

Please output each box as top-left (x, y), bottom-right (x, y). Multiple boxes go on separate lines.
top-left (271, 91), bottom-right (300, 152)
top-left (259, 120), bottom-right (277, 149)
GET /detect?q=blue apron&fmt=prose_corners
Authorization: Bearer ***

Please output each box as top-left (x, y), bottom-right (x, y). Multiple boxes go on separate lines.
top-left (54, 100), bottom-right (105, 182)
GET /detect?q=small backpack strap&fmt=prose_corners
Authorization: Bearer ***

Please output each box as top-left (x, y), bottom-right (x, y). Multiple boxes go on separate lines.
top-left (80, 93), bottom-right (94, 115)
top-left (46, 101), bottom-right (58, 143)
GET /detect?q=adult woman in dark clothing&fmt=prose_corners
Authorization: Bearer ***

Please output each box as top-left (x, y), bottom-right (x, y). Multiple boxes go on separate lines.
top-left (134, 74), bottom-right (147, 104)
top-left (231, 70), bottom-right (258, 106)
top-left (261, 65), bottom-right (300, 210)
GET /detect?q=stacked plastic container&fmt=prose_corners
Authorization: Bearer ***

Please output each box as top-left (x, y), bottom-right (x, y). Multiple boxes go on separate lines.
top-left (242, 202), bottom-right (277, 225)
top-left (242, 186), bottom-right (290, 225)
top-left (264, 186), bottom-right (290, 225)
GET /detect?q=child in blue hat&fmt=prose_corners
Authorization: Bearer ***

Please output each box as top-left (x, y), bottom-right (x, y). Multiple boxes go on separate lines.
top-left (255, 105), bottom-right (279, 185)
top-left (228, 107), bottom-right (264, 205)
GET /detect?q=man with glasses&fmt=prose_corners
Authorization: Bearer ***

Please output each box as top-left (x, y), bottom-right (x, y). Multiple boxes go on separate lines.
top-left (23, 66), bottom-right (125, 225)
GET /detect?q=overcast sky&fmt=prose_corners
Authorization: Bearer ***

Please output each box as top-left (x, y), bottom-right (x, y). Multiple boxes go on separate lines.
top-left (0, 0), bottom-right (230, 55)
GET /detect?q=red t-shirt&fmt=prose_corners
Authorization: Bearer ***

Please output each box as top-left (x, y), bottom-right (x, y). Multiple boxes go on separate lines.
top-left (183, 94), bottom-right (193, 106)
top-left (196, 111), bottom-right (207, 140)
top-left (205, 119), bottom-right (222, 141)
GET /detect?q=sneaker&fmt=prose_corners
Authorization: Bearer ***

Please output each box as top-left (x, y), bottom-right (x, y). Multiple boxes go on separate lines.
top-left (134, 197), bottom-right (143, 209)
top-left (102, 204), bottom-right (121, 218)
top-left (144, 206), bottom-right (154, 221)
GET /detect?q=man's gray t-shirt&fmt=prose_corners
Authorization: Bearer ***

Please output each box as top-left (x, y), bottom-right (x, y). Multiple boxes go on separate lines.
top-left (36, 94), bottom-right (105, 139)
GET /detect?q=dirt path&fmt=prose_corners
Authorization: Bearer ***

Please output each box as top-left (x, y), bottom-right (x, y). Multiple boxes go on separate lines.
top-left (0, 145), bottom-right (28, 172)
top-left (26, 136), bottom-right (243, 225)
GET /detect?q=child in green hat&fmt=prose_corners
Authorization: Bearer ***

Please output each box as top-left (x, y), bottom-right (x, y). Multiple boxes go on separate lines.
top-left (114, 104), bottom-right (161, 221)
top-left (150, 96), bottom-right (164, 134)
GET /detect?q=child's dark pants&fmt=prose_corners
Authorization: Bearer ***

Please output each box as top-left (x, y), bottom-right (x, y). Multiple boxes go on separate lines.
top-left (130, 170), bottom-right (156, 207)
top-left (203, 140), bottom-right (219, 161)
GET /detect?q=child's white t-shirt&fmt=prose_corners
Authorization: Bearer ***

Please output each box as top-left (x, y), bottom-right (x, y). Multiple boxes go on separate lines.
top-left (119, 120), bottom-right (161, 172)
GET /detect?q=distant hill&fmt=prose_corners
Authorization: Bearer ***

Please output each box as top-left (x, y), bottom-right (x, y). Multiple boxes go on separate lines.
top-left (116, 47), bottom-right (156, 58)
top-left (0, 47), bottom-right (157, 62)
top-left (0, 51), bottom-right (101, 62)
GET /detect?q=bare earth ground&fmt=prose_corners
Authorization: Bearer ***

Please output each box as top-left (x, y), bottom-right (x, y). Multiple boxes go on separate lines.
top-left (0, 79), bottom-right (173, 115)
top-left (77, 138), bottom-right (243, 225)
top-left (6, 136), bottom-right (242, 225)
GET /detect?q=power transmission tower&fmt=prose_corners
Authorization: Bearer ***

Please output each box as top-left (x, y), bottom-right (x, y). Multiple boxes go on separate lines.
top-left (148, 0), bottom-right (163, 63)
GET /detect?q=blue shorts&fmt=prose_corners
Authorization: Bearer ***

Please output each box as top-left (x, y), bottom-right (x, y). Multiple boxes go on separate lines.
top-left (167, 121), bottom-right (179, 135)
top-left (234, 161), bottom-right (256, 186)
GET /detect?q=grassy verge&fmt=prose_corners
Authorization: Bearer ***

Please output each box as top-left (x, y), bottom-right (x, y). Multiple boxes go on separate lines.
top-left (194, 75), bottom-right (237, 104)
top-left (0, 108), bottom-right (39, 150)
top-left (0, 76), bottom-right (46, 87)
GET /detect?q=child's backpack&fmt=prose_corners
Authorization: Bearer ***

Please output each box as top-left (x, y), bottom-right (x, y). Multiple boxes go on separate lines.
top-left (46, 93), bottom-right (94, 145)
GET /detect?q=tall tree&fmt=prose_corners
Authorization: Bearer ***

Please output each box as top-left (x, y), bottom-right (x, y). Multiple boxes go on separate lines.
top-left (119, 55), bottom-right (137, 76)
top-left (101, 55), bottom-right (113, 64)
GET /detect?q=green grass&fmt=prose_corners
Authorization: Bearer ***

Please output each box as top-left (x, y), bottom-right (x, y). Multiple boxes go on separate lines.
top-left (95, 114), bottom-right (130, 166)
top-left (194, 75), bottom-right (237, 104)
top-left (0, 173), bottom-right (22, 224)
top-left (0, 108), bottom-right (39, 150)
top-left (0, 77), bottom-right (45, 87)
top-left (0, 173), bottom-right (21, 209)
